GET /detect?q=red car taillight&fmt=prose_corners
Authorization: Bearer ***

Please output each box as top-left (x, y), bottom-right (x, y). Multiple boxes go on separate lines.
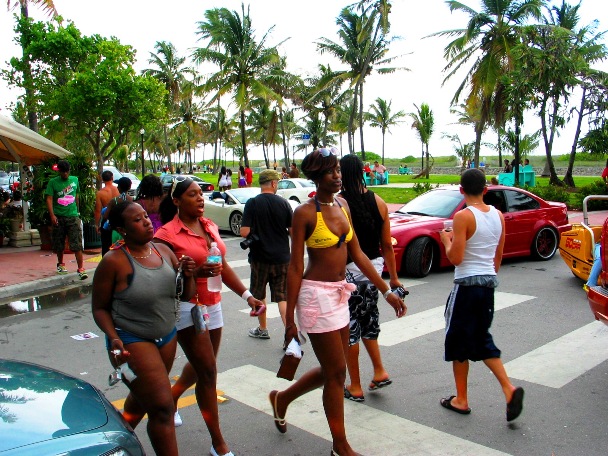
top-left (308, 191), bottom-right (316, 198)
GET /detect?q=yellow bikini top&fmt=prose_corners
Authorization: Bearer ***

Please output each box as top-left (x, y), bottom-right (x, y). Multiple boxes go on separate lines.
top-left (305, 197), bottom-right (354, 248)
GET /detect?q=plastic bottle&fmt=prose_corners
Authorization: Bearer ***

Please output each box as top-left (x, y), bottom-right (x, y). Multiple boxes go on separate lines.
top-left (207, 242), bottom-right (223, 292)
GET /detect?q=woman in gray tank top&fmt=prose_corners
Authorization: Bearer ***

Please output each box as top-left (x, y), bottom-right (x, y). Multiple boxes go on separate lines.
top-left (92, 201), bottom-right (197, 456)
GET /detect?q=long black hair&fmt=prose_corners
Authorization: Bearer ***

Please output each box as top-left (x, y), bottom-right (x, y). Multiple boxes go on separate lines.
top-left (159, 177), bottom-right (193, 224)
top-left (339, 154), bottom-right (376, 234)
top-left (137, 174), bottom-right (163, 200)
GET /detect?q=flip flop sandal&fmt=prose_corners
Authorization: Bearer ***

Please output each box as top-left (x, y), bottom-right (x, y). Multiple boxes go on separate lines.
top-left (368, 378), bottom-right (392, 391)
top-left (344, 387), bottom-right (365, 402)
top-left (269, 390), bottom-right (287, 433)
top-left (506, 387), bottom-right (525, 422)
top-left (440, 395), bottom-right (472, 415)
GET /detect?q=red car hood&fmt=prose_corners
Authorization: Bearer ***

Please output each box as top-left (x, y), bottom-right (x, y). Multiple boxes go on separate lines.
top-left (389, 212), bottom-right (445, 227)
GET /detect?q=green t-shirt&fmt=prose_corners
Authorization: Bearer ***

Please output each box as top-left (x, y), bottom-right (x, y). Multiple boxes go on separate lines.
top-left (45, 175), bottom-right (80, 218)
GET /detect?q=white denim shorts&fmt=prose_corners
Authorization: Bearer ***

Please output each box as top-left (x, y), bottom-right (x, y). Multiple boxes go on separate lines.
top-left (176, 301), bottom-right (224, 331)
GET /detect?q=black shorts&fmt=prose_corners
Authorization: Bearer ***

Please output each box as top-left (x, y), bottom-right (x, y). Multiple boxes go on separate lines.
top-left (249, 261), bottom-right (288, 302)
top-left (348, 282), bottom-right (380, 345)
top-left (444, 283), bottom-right (501, 362)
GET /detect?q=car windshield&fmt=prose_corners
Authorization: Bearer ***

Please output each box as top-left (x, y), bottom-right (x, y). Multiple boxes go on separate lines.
top-left (396, 188), bottom-right (463, 218)
top-left (122, 173), bottom-right (139, 181)
top-left (229, 188), bottom-right (260, 204)
top-left (298, 180), bottom-right (315, 188)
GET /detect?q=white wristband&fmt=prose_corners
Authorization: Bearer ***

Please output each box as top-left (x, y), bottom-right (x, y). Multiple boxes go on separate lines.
top-left (242, 290), bottom-right (253, 301)
top-left (383, 289), bottom-right (392, 299)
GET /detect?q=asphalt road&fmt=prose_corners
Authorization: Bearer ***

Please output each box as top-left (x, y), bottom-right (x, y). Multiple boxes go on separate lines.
top-left (1, 234), bottom-right (607, 455)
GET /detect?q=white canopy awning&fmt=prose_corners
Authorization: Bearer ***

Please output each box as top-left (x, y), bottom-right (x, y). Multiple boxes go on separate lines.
top-left (0, 114), bottom-right (70, 165)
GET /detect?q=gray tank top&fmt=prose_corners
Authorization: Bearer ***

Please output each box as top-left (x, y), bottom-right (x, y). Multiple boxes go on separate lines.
top-left (111, 244), bottom-right (177, 339)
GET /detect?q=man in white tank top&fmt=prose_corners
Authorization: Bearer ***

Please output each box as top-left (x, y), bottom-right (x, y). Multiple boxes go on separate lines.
top-left (438, 168), bottom-right (525, 422)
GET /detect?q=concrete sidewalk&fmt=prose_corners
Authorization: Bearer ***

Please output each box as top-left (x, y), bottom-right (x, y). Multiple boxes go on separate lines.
top-left (0, 244), bottom-right (100, 302)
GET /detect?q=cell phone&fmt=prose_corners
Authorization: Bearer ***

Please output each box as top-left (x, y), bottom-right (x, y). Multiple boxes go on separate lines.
top-left (250, 304), bottom-right (266, 317)
top-left (391, 286), bottom-right (409, 299)
top-left (108, 368), bottom-right (121, 386)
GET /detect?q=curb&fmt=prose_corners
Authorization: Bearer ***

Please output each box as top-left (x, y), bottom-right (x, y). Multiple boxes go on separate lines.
top-left (0, 268), bottom-right (94, 303)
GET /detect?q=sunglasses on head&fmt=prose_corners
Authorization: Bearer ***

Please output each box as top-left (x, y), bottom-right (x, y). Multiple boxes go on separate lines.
top-left (318, 147), bottom-right (337, 157)
top-left (171, 175), bottom-right (192, 198)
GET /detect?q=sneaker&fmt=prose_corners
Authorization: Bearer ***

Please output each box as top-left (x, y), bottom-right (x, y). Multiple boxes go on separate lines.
top-left (77, 268), bottom-right (88, 280)
top-left (248, 327), bottom-right (270, 339)
top-left (583, 284), bottom-right (590, 293)
top-left (174, 410), bottom-right (183, 427)
top-left (57, 263), bottom-right (68, 275)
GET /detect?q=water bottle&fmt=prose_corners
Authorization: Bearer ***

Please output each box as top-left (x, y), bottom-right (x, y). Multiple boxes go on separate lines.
top-left (207, 242), bottom-right (223, 292)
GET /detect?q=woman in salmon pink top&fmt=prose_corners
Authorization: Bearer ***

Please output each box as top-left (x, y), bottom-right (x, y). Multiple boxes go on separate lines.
top-left (152, 177), bottom-right (264, 456)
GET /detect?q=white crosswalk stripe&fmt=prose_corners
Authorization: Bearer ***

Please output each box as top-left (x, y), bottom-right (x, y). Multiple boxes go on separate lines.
top-left (218, 364), bottom-right (511, 456)
top-left (380, 291), bottom-right (535, 346)
top-left (505, 321), bottom-right (608, 388)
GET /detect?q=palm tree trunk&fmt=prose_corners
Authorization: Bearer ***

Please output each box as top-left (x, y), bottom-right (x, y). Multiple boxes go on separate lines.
top-left (240, 110), bottom-right (249, 168)
top-left (348, 85), bottom-right (358, 155)
top-left (278, 105), bottom-right (290, 167)
top-left (514, 119), bottom-right (520, 185)
top-left (425, 143), bottom-right (430, 179)
top-left (18, 5), bottom-right (39, 132)
top-left (540, 98), bottom-right (561, 185)
top-left (381, 131), bottom-right (385, 165)
top-left (564, 87), bottom-right (587, 188)
top-left (359, 84), bottom-right (365, 158)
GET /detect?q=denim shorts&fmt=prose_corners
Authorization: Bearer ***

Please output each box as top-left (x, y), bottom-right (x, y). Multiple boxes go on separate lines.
top-left (105, 327), bottom-right (177, 349)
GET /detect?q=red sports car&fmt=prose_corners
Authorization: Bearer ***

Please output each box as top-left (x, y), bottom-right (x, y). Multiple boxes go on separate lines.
top-left (390, 185), bottom-right (570, 277)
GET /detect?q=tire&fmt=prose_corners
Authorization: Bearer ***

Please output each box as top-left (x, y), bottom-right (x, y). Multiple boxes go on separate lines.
top-left (532, 226), bottom-right (558, 260)
top-left (404, 237), bottom-right (434, 277)
top-left (229, 212), bottom-right (243, 236)
top-left (289, 196), bottom-right (300, 203)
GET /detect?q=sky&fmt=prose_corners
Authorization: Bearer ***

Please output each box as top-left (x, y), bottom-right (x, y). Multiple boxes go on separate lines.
top-left (1, 0), bottom-right (606, 165)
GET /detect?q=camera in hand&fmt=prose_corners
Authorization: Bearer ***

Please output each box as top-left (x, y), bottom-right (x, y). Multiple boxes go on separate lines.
top-left (240, 233), bottom-right (260, 250)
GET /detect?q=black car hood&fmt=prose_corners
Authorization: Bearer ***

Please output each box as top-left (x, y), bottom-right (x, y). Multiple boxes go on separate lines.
top-left (0, 359), bottom-right (108, 452)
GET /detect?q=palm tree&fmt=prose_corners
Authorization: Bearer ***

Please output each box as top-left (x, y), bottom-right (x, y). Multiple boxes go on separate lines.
top-left (409, 103), bottom-right (434, 179)
top-left (317, 6), bottom-right (401, 158)
top-left (143, 41), bottom-right (193, 172)
top-left (544, 0), bottom-right (608, 187)
top-left (7, 0), bottom-right (58, 131)
top-left (433, 0), bottom-right (543, 168)
top-left (365, 97), bottom-right (405, 165)
top-left (192, 5), bottom-right (283, 168)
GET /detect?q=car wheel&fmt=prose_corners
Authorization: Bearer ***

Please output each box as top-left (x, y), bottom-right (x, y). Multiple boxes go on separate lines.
top-left (532, 226), bottom-right (558, 260)
top-left (404, 237), bottom-right (434, 277)
top-left (229, 212), bottom-right (243, 236)
top-left (289, 196), bottom-right (300, 203)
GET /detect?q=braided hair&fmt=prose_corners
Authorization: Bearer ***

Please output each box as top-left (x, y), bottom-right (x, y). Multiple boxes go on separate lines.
top-left (339, 154), bottom-right (376, 234)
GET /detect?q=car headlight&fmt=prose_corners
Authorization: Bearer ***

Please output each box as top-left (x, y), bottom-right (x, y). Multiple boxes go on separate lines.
top-left (100, 448), bottom-right (129, 456)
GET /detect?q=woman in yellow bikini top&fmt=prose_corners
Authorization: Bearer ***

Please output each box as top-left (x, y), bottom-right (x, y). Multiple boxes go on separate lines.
top-left (273, 147), bottom-right (406, 456)
top-left (305, 196), bottom-right (353, 248)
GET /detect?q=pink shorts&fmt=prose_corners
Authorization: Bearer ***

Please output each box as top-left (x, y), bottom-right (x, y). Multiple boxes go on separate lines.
top-left (296, 279), bottom-right (356, 334)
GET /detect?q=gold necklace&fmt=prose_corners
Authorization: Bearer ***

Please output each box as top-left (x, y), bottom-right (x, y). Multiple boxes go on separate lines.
top-left (127, 244), bottom-right (153, 259)
top-left (315, 196), bottom-right (335, 206)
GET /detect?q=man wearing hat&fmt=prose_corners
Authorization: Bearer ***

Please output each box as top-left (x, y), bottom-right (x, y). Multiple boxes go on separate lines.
top-left (240, 169), bottom-right (293, 340)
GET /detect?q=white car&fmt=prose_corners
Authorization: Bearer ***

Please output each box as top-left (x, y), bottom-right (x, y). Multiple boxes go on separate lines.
top-left (102, 166), bottom-right (139, 197)
top-left (276, 178), bottom-right (316, 203)
top-left (204, 188), bottom-right (298, 235)
top-left (121, 172), bottom-right (141, 193)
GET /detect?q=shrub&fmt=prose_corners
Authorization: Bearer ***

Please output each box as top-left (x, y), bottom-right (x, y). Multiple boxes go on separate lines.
top-left (527, 184), bottom-right (570, 205)
top-left (574, 180), bottom-right (608, 210)
top-left (412, 182), bottom-right (437, 195)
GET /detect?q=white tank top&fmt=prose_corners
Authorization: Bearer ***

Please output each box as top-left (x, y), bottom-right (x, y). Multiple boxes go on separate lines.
top-left (454, 206), bottom-right (502, 280)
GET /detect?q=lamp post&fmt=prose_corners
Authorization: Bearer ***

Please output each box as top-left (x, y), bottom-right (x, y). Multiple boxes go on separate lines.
top-left (139, 129), bottom-right (145, 176)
